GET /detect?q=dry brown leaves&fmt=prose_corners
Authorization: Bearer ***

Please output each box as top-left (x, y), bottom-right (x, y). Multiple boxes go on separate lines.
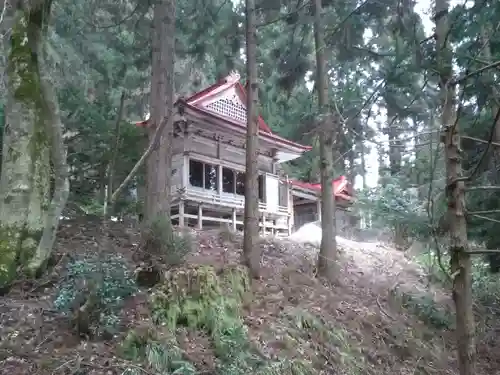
top-left (0, 221), bottom-right (497, 374)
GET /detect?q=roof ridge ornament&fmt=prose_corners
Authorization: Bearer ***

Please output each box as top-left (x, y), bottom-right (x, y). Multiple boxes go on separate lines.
top-left (226, 70), bottom-right (240, 83)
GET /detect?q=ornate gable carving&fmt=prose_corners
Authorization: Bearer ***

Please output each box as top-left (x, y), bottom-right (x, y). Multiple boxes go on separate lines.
top-left (203, 90), bottom-right (247, 124)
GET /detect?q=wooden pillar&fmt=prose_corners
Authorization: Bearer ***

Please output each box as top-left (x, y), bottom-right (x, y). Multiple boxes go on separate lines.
top-left (217, 138), bottom-right (223, 195)
top-left (287, 215), bottom-right (292, 236)
top-left (182, 131), bottom-right (191, 189)
top-left (197, 204), bottom-right (203, 229)
top-left (271, 149), bottom-right (278, 174)
top-left (232, 208), bottom-right (237, 231)
top-left (262, 214), bottom-right (266, 235)
top-left (317, 200), bottom-right (321, 221)
top-left (182, 153), bottom-right (189, 188)
top-left (179, 201), bottom-right (185, 227)
top-left (285, 175), bottom-right (291, 213)
top-left (218, 165), bottom-right (223, 195)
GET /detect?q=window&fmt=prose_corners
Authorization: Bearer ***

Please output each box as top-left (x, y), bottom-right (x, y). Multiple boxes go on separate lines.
top-left (235, 172), bottom-right (245, 195)
top-left (189, 159), bottom-right (219, 191)
top-left (279, 180), bottom-right (287, 207)
top-left (189, 160), bottom-right (203, 187)
top-left (258, 175), bottom-right (264, 201)
top-left (222, 167), bottom-right (235, 193)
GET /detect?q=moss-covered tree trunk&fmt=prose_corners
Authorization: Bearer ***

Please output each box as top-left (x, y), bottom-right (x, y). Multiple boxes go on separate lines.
top-left (0, 0), bottom-right (68, 288)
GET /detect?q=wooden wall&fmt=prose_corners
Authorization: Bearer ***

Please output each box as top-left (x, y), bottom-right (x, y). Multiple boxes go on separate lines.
top-left (172, 134), bottom-right (274, 175)
top-left (293, 201), bottom-right (358, 234)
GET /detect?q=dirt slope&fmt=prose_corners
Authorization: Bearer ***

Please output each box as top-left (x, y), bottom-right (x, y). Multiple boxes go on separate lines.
top-left (0, 219), bottom-right (496, 374)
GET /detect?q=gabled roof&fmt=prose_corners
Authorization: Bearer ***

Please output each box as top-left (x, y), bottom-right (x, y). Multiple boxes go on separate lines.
top-left (184, 72), bottom-right (272, 133)
top-left (136, 72), bottom-right (311, 153)
top-left (290, 176), bottom-right (354, 201)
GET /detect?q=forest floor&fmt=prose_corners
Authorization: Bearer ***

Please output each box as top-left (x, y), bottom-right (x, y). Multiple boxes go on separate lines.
top-left (0, 217), bottom-right (499, 375)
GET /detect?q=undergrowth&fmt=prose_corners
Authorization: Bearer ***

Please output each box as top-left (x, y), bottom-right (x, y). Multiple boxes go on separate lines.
top-left (284, 309), bottom-right (364, 374)
top-left (125, 264), bottom-right (315, 375)
top-left (390, 287), bottom-right (453, 330)
top-left (413, 247), bottom-right (500, 308)
top-left (54, 254), bottom-right (137, 336)
top-left (121, 327), bottom-right (196, 375)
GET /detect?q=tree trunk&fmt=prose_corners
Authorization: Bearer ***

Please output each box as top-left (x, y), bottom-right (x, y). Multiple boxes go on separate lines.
top-left (358, 118), bottom-right (367, 190)
top-left (145, 0), bottom-right (176, 221)
top-left (104, 91), bottom-right (126, 217)
top-left (313, 0), bottom-right (338, 282)
top-left (0, 0), bottom-right (62, 287)
top-left (347, 143), bottom-right (355, 187)
top-left (243, 0), bottom-right (260, 278)
top-left (387, 109), bottom-right (407, 249)
top-left (27, 12), bottom-right (70, 274)
top-left (435, 0), bottom-right (475, 373)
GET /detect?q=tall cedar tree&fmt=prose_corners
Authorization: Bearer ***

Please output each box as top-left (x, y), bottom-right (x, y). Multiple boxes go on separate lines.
top-left (435, 0), bottom-right (476, 373)
top-left (313, 0), bottom-right (338, 281)
top-left (145, 0), bottom-right (176, 221)
top-left (243, 0), bottom-right (261, 278)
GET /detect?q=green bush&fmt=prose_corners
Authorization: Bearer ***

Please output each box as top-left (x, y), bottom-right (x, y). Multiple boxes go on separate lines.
top-left (54, 254), bottom-right (137, 335)
top-left (391, 288), bottom-right (453, 330)
top-left (412, 247), bottom-right (500, 308)
top-left (149, 265), bottom-right (312, 375)
top-left (412, 247), bottom-right (451, 286)
top-left (472, 261), bottom-right (500, 307)
top-left (356, 177), bottom-right (443, 241)
top-left (121, 327), bottom-right (196, 375)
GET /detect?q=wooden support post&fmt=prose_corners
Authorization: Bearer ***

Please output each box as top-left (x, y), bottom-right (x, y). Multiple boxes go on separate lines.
top-left (317, 200), bottom-right (322, 221)
top-left (179, 201), bottom-right (185, 227)
top-left (182, 153), bottom-right (189, 188)
top-left (197, 204), bottom-right (203, 229)
top-left (287, 215), bottom-right (292, 236)
top-left (218, 164), bottom-right (223, 195)
top-left (232, 208), bottom-right (237, 231)
top-left (262, 214), bottom-right (266, 235)
top-left (182, 130), bottom-right (191, 189)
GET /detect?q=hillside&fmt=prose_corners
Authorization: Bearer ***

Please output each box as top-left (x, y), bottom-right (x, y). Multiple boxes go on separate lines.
top-left (0, 218), bottom-right (497, 375)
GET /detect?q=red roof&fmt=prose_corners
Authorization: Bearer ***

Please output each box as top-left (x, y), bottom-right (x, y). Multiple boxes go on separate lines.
top-left (135, 73), bottom-right (311, 152)
top-left (290, 176), bottom-right (353, 201)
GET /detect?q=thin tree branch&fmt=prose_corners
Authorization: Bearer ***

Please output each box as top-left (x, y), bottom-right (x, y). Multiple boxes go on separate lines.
top-left (110, 111), bottom-right (176, 205)
top-left (467, 210), bottom-right (500, 215)
top-left (471, 214), bottom-right (500, 225)
top-left (467, 209), bottom-right (500, 215)
top-left (455, 106), bottom-right (500, 182)
top-left (466, 249), bottom-right (500, 254)
top-left (465, 185), bottom-right (500, 192)
top-left (256, 0), bottom-right (310, 27)
top-left (452, 60), bottom-right (500, 85)
top-left (462, 135), bottom-right (500, 148)
top-left (0, 0), bottom-right (7, 29)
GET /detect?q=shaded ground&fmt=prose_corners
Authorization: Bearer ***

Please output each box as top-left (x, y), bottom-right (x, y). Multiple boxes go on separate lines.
top-left (0, 218), bottom-right (498, 374)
